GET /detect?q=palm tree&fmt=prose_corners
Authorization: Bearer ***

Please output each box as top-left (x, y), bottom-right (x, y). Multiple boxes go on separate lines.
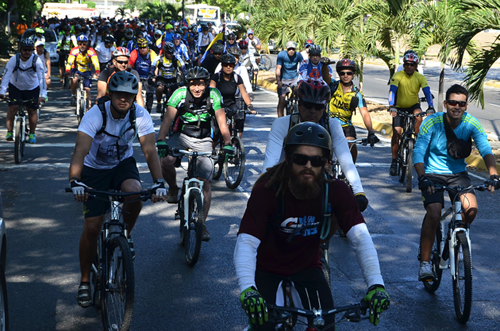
top-left (413, 0), bottom-right (462, 111)
top-left (115, 6), bottom-right (128, 19)
top-left (141, 2), bottom-right (181, 22)
top-left (450, 0), bottom-right (500, 108)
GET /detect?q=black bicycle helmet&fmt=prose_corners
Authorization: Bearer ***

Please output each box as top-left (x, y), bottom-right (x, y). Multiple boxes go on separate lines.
top-left (336, 58), bottom-right (356, 73)
top-left (220, 53), bottom-right (236, 65)
top-left (308, 45), bottom-right (322, 56)
top-left (296, 79), bottom-right (331, 105)
top-left (227, 33), bottom-right (236, 40)
top-left (124, 28), bottom-right (133, 39)
top-left (239, 40), bottom-right (248, 49)
top-left (108, 71), bottom-right (139, 95)
top-left (228, 47), bottom-right (242, 57)
top-left (211, 42), bottom-right (224, 54)
top-left (185, 66), bottom-right (210, 83)
top-left (104, 35), bottom-right (115, 43)
top-left (163, 41), bottom-right (175, 54)
top-left (201, 24), bottom-right (208, 31)
top-left (284, 122), bottom-right (332, 158)
top-left (19, 37), bottom-right (35, 48)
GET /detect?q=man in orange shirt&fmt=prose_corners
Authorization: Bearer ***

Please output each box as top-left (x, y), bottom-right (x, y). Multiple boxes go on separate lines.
top-left (16, 20), bottom-right (28, 37)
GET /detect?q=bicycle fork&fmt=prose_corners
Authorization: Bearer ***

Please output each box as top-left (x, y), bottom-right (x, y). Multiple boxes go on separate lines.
top-left (181, 178), bottom-right (204, 230)
top-left (13, 113), bottom-right (26, 141)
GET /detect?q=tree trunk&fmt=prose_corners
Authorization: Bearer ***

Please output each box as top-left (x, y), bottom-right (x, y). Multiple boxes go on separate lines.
top-left (359, 56), bottom-right (364, 92)
top-left (438, 63), bottom-right (445, 112)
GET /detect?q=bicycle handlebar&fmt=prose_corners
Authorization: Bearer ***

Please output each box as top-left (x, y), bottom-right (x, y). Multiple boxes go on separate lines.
top-left (0, 97), bottom-right (38, 104)
top-left (433, 184), bottom-right (489, 193)
top-left (65, 188), bottom-right (153, 201)
top-left (394, 110), bottom-right (428, 118)
top-left (168, 148), bottom-right (216, 159)
top-left (267, 300), bottom-right (369, 325)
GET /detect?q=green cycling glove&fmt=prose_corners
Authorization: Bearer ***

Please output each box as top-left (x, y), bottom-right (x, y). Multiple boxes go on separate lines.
top-left (240, 287), bottom-right (268, 326)
top-left (157, 140), bottom-right (168, 158)
top-left (223, 144), bottom-right (234, 162)
top-left (363, 285), bottom-right (390, 326)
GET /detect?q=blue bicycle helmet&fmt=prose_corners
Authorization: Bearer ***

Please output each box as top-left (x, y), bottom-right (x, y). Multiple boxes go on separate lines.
top-left (76, 34), bottom-right (88, 42)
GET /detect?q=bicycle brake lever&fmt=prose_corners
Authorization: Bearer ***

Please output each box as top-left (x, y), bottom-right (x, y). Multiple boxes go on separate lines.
top-left (343, 308), bottom-right (362, 322)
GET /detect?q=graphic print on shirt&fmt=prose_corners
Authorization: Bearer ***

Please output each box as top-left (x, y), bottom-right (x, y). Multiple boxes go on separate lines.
top-left (280, 216), bottom-right (319, 237)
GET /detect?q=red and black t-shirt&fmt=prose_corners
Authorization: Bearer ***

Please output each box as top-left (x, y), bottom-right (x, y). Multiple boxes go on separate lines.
top-left (238, 178), bottom-right (365, 276)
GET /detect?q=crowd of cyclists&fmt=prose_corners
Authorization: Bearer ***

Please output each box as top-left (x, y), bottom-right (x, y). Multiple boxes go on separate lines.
top-left (3, 14), bottom-right (500, 331)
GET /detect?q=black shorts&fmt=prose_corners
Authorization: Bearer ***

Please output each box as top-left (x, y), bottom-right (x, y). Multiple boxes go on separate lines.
top-left (342, 125), bottom-right (357, 139)
top-left (393, 103), bottom-right (421, 128)
top-left (81, 157), bottom-right (141, 218)
top-left (156, 77), bottom-right (178, 93)
top-left (7, 83), bottom-right (40, 110)
top-left (253, 267), bottom-right (334, 331)
top-left (58, 51), bottom-right (69, 67)
top-left (421, 172), bottom-right (474, 208)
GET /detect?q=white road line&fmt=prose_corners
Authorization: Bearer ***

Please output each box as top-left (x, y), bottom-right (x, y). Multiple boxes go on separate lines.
top-left (244, 127), bottom-right (271, 132)
top-left (374, 78), bottom-right (386, 82)
top-left (488, 103), bottom-right (500, 108)
top-left (252, 102), bottom-right (278, 106)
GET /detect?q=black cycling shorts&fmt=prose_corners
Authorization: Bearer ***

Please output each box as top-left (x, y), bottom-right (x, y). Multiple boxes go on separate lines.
top-left (421, 172), bottom-right (474, 208)
top-left (342, 125), bottom-right (357, 139)
top-left (8, 83), bottom-right (40, 110)
top-left (81, 157), bottom-right (141, 218)
top-left (252, 267), bottom-right (334, 331)
top-left (392, 103), bottom-right (421, 128)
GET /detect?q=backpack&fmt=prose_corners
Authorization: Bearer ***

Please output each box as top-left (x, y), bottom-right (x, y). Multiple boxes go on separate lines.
top-left (96, 98), bottom-right (137, 136)
top-left (13, 53), bottom-right (37, 73)
top-left (443, 113), bottom-right (472, 160)
top-left (271, 180), bottom-right (332, 242)
top-left (171, 88), bottom-right (215, 139)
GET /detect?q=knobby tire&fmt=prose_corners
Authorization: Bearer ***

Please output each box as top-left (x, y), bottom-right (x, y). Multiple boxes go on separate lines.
top-left (14, 120), bottom-right (23, 164)
top-left (184, 190), bottom-right (203, 266)
top-left (453, 231), bottom-right (472, 324)
top-left (224, 136), bottom-right (245, 189)
top-left (101, 236), bottom-right (134, 331)
top-left (261, 55), bottom-right (272, 71)
top-left (405, 139), bottom-right (414, 193)
top-left (398, 139), bottom-right (406, 183)
top-left (78, 91), bottom-right (87, 125)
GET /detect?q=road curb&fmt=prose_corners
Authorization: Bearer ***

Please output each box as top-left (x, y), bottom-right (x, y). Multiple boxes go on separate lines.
top-left (257, 76), bottom-right (500, 173)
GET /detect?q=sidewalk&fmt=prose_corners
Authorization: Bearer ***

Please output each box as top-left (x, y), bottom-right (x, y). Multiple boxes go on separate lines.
top-left (256, 71), bottom-right (500, 173)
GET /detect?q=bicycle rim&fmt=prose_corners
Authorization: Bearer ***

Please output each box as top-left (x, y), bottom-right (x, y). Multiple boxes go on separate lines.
top-left (453, 232), bottom-right (472, 324)
top-left (320, 248), bottom-right (331, 290)
top-left (262, 55), bottom-right (272, 71)
top-left (185, 190), bottom-right (203, 266)
top-left (101, 236), bottom-right (134, 331)
top-left (79, 94), bottom-right (86, 124)
top-left (14, 120), bottom-right (22, 164)
top-left (423, 225), bottom-right (443, 293)
top-left (398, 142), bottom-right (407, 183)
top-left (224, 137), bottom-right (245, 189)
top-left (213, 143), bottom-right (224, 180)
top-left (405, 140), bottom-right (414, 193)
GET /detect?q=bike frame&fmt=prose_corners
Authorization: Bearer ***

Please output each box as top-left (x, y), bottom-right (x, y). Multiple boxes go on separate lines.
top-left (438, 199), bottom-right (470, 280)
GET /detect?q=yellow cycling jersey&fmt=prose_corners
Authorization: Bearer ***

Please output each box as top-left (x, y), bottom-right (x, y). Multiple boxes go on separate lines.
top-left (389, 70), bottom-right (429, 108)
top-left (66, 46), bottom-right (100, 73)
top-left (328, 81), bottom-right (366, 127)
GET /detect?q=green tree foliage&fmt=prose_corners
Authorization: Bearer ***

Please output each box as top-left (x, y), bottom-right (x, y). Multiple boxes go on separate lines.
top-left (140, 2), bottom-right (181, 22)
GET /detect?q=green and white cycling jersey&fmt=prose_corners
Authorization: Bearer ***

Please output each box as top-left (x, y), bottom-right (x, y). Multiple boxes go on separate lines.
top-left (168, 86), bottom-right (223, 123)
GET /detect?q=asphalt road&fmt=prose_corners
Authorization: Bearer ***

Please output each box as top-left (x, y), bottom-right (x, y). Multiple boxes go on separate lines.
top-left (0, 70), bottom-right (499, 330)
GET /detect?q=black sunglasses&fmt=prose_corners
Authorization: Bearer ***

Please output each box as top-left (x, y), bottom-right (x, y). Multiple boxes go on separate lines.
top-left (213, 52), bottom-right (222, 56)
top-left (339, 71), bottom-right (353, 76)
top-left (115, 60), bottom-right (128, 65)
top-left (446, 100), bottom-right (467, 107)
top-left (403, 62), bottom-right (416, 67)
top-left (291, 153), bottom-right (327, 167)
top-left (301, 101), bottom-right (325, 111)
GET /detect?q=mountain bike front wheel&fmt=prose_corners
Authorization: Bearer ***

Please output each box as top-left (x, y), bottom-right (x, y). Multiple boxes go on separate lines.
top-left (260, 54), bottom-right (272, 71)
top-left (224, 137), bottom-right (245, 189)
top-left (184, 190), bottom-right (203, 266)
top-left (101, 236), bottom-right (135, 331)
top-left (453, 231), bottom-right (472, 324)
top-left (14, 119), bottom-right (23, 164)
top-left (213, 142), bottom-right (224, 180)
top-left (405, 139), bottom-right (414, 193)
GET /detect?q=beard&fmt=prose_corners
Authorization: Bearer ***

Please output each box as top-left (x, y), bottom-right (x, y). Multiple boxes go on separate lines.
top-left (288, 168), bottom-right (323, 200)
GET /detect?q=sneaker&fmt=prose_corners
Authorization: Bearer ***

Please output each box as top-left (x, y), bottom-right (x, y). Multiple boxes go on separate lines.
top-left (128, 237), bottom-right (135, 261)
top-left (418, 261), bottom-right (436, 281)
top-left (5, 132), bottom-right (13, 141)
top-left (202, 225), bottom-right (211, 242)
top-left (76, 283), bottom-right (92, 308)
top-left (166, 186), bottom-right (179, 204)
top-left (28, 133), bottom-right (36, 144)
top-left (71, 95), bottom-right (76, 106)
top-left (389, 160), bottom-right (398, 176)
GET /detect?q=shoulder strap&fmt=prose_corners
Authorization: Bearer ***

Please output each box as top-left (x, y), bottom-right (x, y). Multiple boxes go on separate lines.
top-left (14, 53), bottom-right (20, 72)
top-left (97, 102), bottom-right (107, 135)
top-left (33, 54), bottom-right (38, 72)
top-left (442, 112), bottom-right (456, 140)
top-left (289, 112), bottom-right (300, 130)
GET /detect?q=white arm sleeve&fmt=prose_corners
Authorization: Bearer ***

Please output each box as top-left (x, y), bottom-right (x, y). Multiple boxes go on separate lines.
top-left (36, 57), bottom-right (47, 98)
top-left (237, 65), bottom-right (252, 94)
top-left (0, 57), bottom-right (16, 95)
top-left (329, 118), bottom-right (364, 194)
top-left (262, 116), bottom-right (289, 173)
top-left (234, 233), bottom-right (261, 292)
top-left (346, 223), bottom-right (384, 288)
